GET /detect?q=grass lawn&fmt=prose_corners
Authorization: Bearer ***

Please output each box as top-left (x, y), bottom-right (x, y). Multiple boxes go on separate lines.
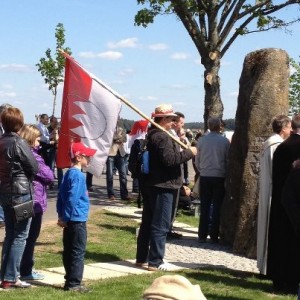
top-left (1, 209), bottom-right (296, 299)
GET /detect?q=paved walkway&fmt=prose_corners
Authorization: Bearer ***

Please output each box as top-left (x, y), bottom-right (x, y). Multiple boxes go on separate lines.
top-left (0, 171), bottom-right (259, 289)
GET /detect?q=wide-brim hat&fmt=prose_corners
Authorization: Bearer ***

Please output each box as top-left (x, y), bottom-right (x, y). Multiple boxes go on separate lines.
top-left (71, 142), bottom-right (97, 158)
top-left (143, 275), bottom-right (206, 300)
top-left (151, 104), bottom-right (177, 118)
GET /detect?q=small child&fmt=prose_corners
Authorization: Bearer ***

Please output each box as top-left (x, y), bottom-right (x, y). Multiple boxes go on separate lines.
top-left (57, 141), bottom-right (96, 293)
top-left (19, 124), bottom-right (55, 281)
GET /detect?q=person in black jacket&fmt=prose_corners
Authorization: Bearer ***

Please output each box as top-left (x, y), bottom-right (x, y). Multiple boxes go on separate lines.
top-left (135, 104), bottom-right (197, 271)
top-left (0, 103), bottom-right (12, 227)
top-left (0, 107), bottom-right (38, 289)
top-left (267, 113), bottom-right (300, 294)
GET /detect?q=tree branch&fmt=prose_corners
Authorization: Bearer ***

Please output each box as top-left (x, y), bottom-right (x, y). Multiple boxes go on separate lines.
top-left (171, 0), bottom-right (208, 55)
top-left (218, 0), bottom-right (239, 33)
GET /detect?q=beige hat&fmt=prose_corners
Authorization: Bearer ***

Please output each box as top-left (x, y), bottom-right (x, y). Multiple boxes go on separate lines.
top-left (143, 275), bottom-right (207, 300)
top-left (151, 104), bottom-right (177, 118)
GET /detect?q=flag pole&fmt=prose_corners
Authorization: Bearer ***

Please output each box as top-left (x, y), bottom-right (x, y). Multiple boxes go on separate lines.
top-left (113, 94), bottom-right (189, 149)
top-left (59, 49), bottom-right (189, 150)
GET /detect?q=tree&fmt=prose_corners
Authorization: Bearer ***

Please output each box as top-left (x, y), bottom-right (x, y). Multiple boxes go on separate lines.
top-left (289, 57), bottom-right (300, 115)
top-left (135, 0), bottom-right (300, 128)
top-left (36, 23), bottom-right (72, 116)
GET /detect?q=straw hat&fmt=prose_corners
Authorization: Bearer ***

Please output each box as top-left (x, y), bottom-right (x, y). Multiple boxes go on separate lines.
top-left (143, 275), bottom-right (207, 300)
top-left (151, 104), bottom-right (177, 118)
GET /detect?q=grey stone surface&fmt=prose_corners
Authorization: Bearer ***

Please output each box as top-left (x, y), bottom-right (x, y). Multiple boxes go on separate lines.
top-left (221, 48), bottom-right (290, 258)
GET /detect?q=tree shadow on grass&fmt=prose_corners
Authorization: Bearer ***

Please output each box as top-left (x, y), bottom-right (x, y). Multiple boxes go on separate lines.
top-left (103, 210), bottom-right (142, 221)
top-left (98, 223), bottom-right (136, 235)
top-left (85, 250), bottom-right (120, 262)
top-left (181, 267), bottom-right (274, 295)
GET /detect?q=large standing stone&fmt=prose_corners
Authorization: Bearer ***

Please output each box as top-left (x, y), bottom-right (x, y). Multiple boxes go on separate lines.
top-left (220, 48), bottom-right (289, 258)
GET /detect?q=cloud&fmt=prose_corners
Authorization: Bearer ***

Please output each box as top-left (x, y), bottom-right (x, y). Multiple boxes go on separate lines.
top-left (0, 64), bottom-right (32, 72)
top-left (149, 43), bottom-right (168, 51)
top-left (171, 53), bottom-right (189, 60)
top-left (139, 95), bottom-right (158, 101)
top-left (1, 84), bottom-right (13, 89)
top-left (0, 91), bottom-right (16, 98)
top-left (118, 68), bottom-right (134, 76)
top-left (78, 51), bottom-right (123, 60)
top-left (107, 37), bottom-right (139, 49)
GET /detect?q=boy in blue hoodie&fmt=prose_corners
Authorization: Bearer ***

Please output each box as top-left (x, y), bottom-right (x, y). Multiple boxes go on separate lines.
top-left (57, 142), bottom-right (96, 293)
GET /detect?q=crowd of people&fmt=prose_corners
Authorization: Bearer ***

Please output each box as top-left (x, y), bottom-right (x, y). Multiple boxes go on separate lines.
top-left (1, 101), bottom-right (300, 297)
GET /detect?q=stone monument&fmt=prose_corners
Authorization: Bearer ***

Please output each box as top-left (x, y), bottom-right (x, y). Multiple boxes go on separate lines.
top-left (220, 48), bottom-right (290, 258)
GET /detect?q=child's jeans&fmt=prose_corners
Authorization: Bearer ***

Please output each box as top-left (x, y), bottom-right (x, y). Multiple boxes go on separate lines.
top-left (62, 221), bottom-right (87, 288)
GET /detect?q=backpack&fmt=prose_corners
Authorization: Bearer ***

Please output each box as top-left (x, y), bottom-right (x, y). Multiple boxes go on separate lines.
top-left (128, 138), bottom-right (148, 208)
top-left (128, 139), bottom-right (147, 179)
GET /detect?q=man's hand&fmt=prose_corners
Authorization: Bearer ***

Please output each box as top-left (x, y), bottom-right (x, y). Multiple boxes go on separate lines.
top-left (57, 218), bottom-right (67, 228)
top-left (189, 146), bottom-right (197, 156)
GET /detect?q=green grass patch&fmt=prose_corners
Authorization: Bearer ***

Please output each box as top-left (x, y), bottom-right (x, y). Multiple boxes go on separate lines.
top-left (8, 208), bottom-right (295, 299)
top-left (1, 269), bottom-right (295, 299)
top-left (176, 209), bottom-right (200, 227)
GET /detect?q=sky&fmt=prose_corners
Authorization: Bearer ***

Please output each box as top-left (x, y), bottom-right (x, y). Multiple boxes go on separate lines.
top-left (0, 0), bottom-right (300, 123)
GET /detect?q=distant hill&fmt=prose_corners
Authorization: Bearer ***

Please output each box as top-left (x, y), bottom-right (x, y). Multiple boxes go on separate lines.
top-left (119, 118), bottom-right (235, 132)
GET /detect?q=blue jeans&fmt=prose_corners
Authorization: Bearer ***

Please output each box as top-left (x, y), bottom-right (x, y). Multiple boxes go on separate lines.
top-left (0, 194), bottom-right (31, 282)
top-left (20, 212), bottom-right (43, 276)
top-left (0, 206), bottom-right (4, 223)
top-left (46, 147), bottom-right (56, 171)
top-left (106, 153), bottom-right (128, 199)
top-left (63, 221), bottom-right (87, 288)
top-left (86, 172), bottom-right (93, 189)
top-left (136, 186), bottom-right (175, 267)
top-left (57, 168), bottom-right (63, 189)
top-left (132, 178), bottom-right (139, 193)
top-left (198, 176), bottom-right (225, 240)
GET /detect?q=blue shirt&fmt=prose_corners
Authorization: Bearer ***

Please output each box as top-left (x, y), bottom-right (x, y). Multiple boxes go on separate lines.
top-left (57, 167), bottom-right (89, 222)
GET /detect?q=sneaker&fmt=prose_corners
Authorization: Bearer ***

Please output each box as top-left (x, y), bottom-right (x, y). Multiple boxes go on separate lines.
top-left (0, 221), bottom-right (5, 228)
top-left (64, 285), bottom-right (91, 293)
top-left (109, 195), bottom-right (115, 200)
top-left (20, 271), bottom-right (45, 281)
top-left (1, 279), bottom-right (31, 289)
top-left (148, 262), bottom-right (172, 272)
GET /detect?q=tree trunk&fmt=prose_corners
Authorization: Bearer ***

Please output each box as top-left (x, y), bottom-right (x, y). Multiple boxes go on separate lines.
top-left (203, 54), bottom-right (224, 130)
top-left (52, 89), bottom-right (57, 117)
top-left (220, 48), bottom-right (289, 258)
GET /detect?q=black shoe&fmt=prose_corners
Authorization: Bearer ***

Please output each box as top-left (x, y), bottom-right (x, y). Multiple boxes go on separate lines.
top-left (167, 231), bottom-right (183, 239)
top-left (64, 285), bottom-right (91, 293)
top-left (198, 238), bottom-right (207, 243)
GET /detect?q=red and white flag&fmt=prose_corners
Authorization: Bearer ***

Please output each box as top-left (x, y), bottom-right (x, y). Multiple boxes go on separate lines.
top-left (56, 53), bottom-right (122, 177)
top-left (127, 119), bottom-right (149, 149)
